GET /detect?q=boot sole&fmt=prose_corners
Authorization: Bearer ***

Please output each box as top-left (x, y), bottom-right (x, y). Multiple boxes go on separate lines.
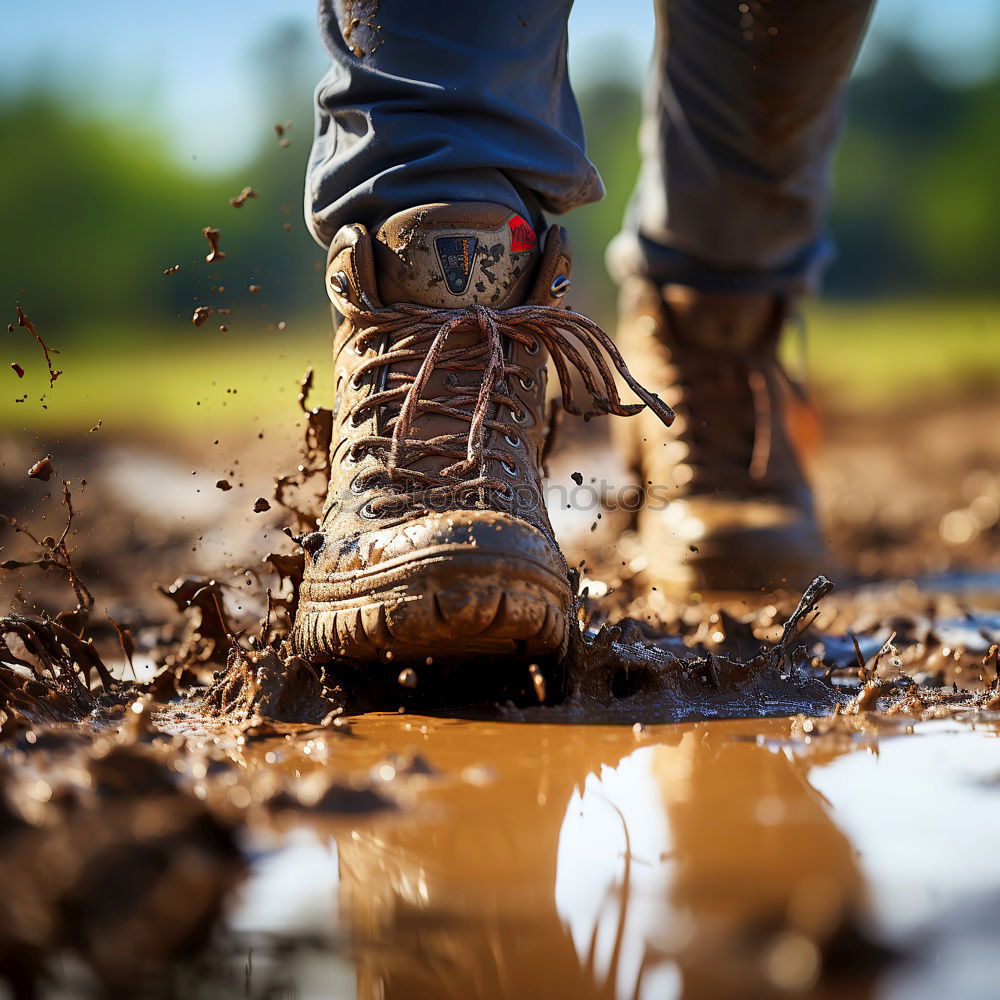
top-left (292, 550), bottom-right (571, 663)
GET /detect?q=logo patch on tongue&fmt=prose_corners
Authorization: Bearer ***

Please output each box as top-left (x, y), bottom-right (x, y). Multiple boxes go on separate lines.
top-left (508, 215), bottom-right (536, 253)
top-left (435, 236), bottom-right (478, 294)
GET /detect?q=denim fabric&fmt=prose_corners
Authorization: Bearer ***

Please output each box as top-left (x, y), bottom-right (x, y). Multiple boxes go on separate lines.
top-left (307, 0), bottom-right (874, 294)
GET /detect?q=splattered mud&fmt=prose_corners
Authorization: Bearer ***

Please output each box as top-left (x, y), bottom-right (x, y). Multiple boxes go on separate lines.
top-left (1, 385), bottom-right (1000, 997)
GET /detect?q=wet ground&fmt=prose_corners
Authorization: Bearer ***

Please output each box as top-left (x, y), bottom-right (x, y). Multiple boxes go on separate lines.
top-left (1, 392), bottom-right (999, 999)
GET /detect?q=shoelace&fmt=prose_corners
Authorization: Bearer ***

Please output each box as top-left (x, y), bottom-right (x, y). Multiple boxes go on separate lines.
top-left (671, 342), bottom-right (808, 488)
top-left (340, 300), bottom-right (675, 513)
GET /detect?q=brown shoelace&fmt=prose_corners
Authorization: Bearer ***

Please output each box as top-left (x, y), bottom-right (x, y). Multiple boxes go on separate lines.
top-left (341, 300), bottom-right (675, 513)
top-left (670, 341), bottom-right (807, 490)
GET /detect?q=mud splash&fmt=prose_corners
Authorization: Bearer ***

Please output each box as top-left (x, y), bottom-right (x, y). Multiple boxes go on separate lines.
top-left (3, 364), bottom-right (1000, 995)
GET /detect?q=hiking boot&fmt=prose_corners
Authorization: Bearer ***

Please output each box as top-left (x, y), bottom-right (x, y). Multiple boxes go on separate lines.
top-left (616, 279), bottom-right (828, 594)
top-left (293, 203), bottom-right (671, 663)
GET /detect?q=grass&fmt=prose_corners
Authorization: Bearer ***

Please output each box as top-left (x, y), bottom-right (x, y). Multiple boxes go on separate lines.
top-left (797, 299), bottom-right (1000, 406)
top-left (2, 300), bottom-right (998, 438)
top-left (1, 319), bottom-right (336, 440)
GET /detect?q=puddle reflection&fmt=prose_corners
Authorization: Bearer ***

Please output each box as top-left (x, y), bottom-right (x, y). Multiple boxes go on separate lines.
top-left (233, 716), bottom-right (1000, 999)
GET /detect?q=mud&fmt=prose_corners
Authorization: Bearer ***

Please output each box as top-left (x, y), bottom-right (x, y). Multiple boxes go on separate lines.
top-left (337, 0), bottom-right (383, 59)
top-left (13, 305), bottom-right (61, 388)
top-left (201, 226), bottom-right (225, 264)
top-left (26, 455), bottom-right (52, 481)
top-left (1, 369), bottom-right (999, 995)
top-left (229, 186), bottom-right (258, 209)
top-left (274, 121), bottom-right (292, 148)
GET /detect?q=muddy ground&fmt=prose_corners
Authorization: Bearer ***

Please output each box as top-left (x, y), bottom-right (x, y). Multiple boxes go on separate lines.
top-left (1, 388), bottom-right (999, 999)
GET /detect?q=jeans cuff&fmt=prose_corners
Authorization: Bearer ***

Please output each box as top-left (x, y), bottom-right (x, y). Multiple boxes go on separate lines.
top-left (606, 230), bottom-right (835, 298)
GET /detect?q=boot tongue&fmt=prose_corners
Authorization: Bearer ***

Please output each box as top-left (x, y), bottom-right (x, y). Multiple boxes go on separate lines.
top-left (373, 203), bottom-right (541, 308)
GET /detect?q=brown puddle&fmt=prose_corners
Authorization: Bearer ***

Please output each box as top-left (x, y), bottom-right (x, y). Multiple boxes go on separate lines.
top-left (216, 711), bottom-right (1000, 1000)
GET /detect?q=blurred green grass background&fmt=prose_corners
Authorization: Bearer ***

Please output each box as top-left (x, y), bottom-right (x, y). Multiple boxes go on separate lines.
top-left (4, 299), bottom-right (997, 436)
top-left (2, 19), bottom-right (999, 439)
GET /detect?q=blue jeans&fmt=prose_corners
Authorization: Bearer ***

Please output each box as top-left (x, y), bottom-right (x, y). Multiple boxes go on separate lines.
top-left (306, 0), bottom-right (874, 296)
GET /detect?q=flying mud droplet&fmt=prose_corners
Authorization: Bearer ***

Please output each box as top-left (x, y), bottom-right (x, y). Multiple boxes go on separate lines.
top-left (274, 121), bottom-right (292, 148)
top-left (253, 497), bottom-right (271, 513)
top-left (528, 662), bottom-right (546, 703)
top-left (571, 471), bottom-right (583, 485)
top-left (28, 456), bottom-right (53, 481)
top-left (283, 222), bottom-right (293, 232)
top-left (216, 479), bottom-right (232, 492)
top-left (15, 305), bottom-right (62, 387)
top-left (248, 284), bottom-right (260, 295)
top-left (202, 226), bottom-right (225, 263)
top-left (397, 668), bottom-right (418, 689)
top-left (5, 323), bottom-right (13, 333)
top-left (163, 264), bottom-right (181, 276)
top-left (229, 186), bottom-right (258, 208)
top-left (11, 362), bottom-right (24, 378)
top-left (277, 321), bottom-right (287, 331)
top-left (192, 306), bottom-right (215, 327)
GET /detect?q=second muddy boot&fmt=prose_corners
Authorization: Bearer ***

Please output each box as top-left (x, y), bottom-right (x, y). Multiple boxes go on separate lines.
top-left (294, 204), bottom-right (670, 663)
top-left (617, 280), bottom-right (828, 594)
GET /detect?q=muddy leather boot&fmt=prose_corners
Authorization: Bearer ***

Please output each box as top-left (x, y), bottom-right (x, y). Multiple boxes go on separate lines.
top-left (617, 279), bottom-right (827, 595)
top-left (294, 204), bottom-right (670, 663)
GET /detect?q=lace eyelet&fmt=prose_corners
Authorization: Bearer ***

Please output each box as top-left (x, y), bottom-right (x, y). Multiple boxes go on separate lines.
top-left (518, 376), bottom-right (534, 391)
top-left (330, 270), bottom-right (350, 297)
top-left (349, 472), bottom-right (367, 494)
top-left (495, 482), bottom-right (514, 501)
top-left (359, 499), bottom-right (379, 519)
top-left (550, 274), bottom-right (571, 297)
top-left (509, 407), bottom-right (526, 424)
top-left (501, 459), bottom-right (518, 477)
top-left (526, 340), bottom-right (540, 355)
top-left (504, 434), bottom-right (521, 448)
top-left (349, 370), bottom-right (364, 390)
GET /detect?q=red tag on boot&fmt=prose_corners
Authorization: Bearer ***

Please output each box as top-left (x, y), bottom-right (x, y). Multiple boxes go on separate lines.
top-left (508, 215), bottom-right (536, 253)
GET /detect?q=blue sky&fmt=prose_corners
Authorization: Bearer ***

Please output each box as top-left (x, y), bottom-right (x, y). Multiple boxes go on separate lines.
top-left (3, 0), bottom-right (998, 173)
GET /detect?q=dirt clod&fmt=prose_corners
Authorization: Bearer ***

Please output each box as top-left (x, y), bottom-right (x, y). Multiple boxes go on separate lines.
top-left (27, 456), bottom-right (53, 481)
top-left (274, 121), bottom-right (292, 147)
top-left (229, 185), bottom-right (258, 208)
top-left (192, 305), bottom-right (214, 327)
top-left (201, 226), bottom-right (225, 263)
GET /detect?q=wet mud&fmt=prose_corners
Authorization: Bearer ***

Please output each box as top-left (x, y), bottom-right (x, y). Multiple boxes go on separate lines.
top-left (1, 379), bottom-right (1000, 996)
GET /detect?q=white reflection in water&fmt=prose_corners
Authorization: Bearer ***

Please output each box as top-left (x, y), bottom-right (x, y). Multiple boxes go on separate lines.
top-left (230, 827), bottom-right (342, 937)
top-left (808, 724), bottom-right (1000, 939)
top-left (555, 746), bottom-right (683, 1000)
